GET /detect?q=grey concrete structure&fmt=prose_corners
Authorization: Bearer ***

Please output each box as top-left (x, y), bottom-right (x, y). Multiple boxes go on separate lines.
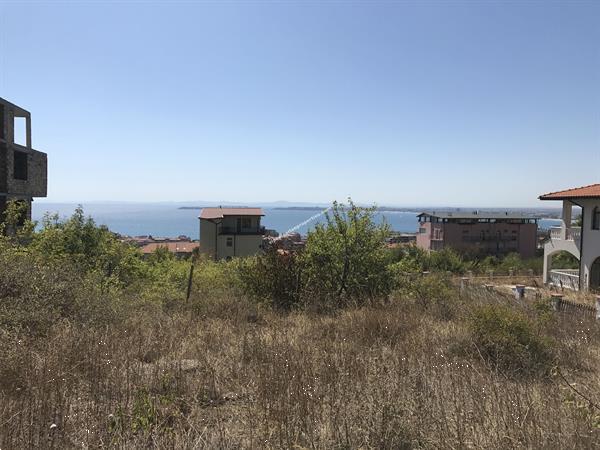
top-left (0, 98), bottom-right (47, 223)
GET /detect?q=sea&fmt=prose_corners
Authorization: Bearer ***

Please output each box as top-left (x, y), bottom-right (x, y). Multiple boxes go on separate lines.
top-left (32, 203), bottom-right (562, 240)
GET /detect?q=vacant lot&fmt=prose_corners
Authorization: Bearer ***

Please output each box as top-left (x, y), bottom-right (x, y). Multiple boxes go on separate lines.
top-left (2, 284), bottom-right (600, 449)
top-left (2, 204), bottom-right (599, 448)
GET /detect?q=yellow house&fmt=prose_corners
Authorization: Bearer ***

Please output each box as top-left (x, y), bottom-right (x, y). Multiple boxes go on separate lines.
top-left (199, 207), bottom-right (265, 260)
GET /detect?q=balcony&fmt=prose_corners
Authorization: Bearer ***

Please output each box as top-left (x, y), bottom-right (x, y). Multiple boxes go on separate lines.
top-left (219, 226), bottom-right (265, 236)
top-left (549, 226), bottom-right (581, 244)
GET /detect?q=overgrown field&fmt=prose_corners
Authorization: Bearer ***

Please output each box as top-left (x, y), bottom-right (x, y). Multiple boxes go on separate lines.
top-left (1, 202), bottom-right (599, 448)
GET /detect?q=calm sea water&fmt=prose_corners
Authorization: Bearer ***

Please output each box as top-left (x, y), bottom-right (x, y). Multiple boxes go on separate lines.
top-left (32, 203), bottom-right (561, 240)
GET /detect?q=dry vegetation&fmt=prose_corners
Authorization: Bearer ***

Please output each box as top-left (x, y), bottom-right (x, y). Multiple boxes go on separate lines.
top-left (2, 286), bottom-right (600, 449)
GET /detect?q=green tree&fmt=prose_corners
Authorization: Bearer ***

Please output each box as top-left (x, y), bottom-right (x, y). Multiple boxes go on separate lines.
top-left (301, 199), bottom-right (392, 306)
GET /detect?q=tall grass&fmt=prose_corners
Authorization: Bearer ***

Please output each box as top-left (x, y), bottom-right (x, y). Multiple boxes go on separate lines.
top-left (2, 286), bottom-right (600, 448)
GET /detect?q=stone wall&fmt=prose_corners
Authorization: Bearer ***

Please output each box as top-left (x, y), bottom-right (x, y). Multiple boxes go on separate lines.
top-left (5, 145), bottom-right (47, 197)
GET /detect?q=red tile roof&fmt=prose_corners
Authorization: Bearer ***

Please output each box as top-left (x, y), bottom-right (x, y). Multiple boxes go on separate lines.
top-left (199, 207), bottom-right (264, 219)
top-left (140, 241), bottom-right (199, 254)
top-left (539, 183), bottom-right (600, 200)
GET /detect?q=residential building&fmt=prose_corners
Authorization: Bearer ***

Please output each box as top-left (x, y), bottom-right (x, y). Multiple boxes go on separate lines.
top-left (0, 98), bottom-right (47, 224)
top-left (540, 184), bottom-right (600, 291)
top-left (199, 207), bottom-right (265, 260)
top-left (416, 211), bottom-right (538, 258)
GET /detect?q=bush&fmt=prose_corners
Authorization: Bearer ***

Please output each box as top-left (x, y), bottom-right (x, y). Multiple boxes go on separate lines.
top-left (394, 272), bottom-right (457, 319)
top-left (0, 248), bottom-right (120, 334)
top-left (390, 245), bottom-right (468, 275)
top-left (236, 248), bottom-right (303, 310)
top-left (467, 304), bottom-right (554, 377)
top-left (30, 207), bottom-right (146, 287)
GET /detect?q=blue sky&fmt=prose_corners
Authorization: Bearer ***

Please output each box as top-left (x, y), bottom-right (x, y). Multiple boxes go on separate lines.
top-left (1, 1), bottom-right (598, 207)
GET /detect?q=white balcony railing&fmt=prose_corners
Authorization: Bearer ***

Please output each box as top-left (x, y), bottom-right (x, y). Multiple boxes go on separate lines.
top-left (566, 227), bottom-right (581, 242)
top-left (549, 226), bottom-right (581, 244)
top-left (549, 269), bottom-right (580, 291)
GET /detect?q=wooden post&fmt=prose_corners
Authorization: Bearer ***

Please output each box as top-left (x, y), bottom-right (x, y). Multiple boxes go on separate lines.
top-left (460, 277), bottom-right (469, 294)
top-left (467, 270), bottom-right (473, 279)
top-left (186, 263), bottom-right (194, 301)
top-left (596, 296), bottom-right (600, 320)
top-left (551, 294), bottom-right (563, 311)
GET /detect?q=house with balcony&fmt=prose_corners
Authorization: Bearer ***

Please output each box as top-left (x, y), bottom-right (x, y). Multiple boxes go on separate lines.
top-left (540, 184), bottom-right (600, 291)
top-left (0, 98), bottom-right (47, 224)
top-left (416, 211), bottom-right (538, 258)
top-left (199, 207), bottom-right (265, 260)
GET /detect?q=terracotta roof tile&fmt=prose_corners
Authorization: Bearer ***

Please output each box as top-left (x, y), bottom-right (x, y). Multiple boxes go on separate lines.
top-left (199, 207), bottom-right (264, 219)
top-left (539, 183), bottom-right (600, 200)
top-left (140, 242), bottom-right (199, 254)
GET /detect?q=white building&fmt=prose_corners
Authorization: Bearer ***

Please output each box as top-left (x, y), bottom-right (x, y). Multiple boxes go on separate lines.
top-left (540, 184), bottom-right (600, 291)
top-left (199, 207), bottom-right (265, 260)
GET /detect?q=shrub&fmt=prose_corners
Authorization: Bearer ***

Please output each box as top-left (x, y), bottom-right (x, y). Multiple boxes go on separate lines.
top-left (467, 304), bottom-right (554, 377)
top-left (394, 272), bottom-right (457, 319)
top-left (390, 245), bottom-right (468, 275)
top-left (0, 248), bottom-right (119, 334)
top-left (236, 248), bottom-right (303, 309)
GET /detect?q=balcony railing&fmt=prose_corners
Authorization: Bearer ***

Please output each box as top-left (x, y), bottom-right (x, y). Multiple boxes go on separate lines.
top-left (219, 226), bottom-right (265, 235)
top-left (549, 269), bottom-right (580, 291)
top-left (566, 227), bottom-right (581, 241)
top-left (549, 226), bottom-right (581, 244)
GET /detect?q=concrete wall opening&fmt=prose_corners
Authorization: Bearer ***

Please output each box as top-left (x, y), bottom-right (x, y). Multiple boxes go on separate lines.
top-left (550, 250), bottom-right (579, 270)
top-left (13, 116), bottom-right (27, 146)
top-left (13, 150), bottom-right (28, 180)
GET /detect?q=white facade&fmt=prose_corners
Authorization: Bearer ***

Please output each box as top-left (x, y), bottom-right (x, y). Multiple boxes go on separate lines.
top-left (542, 196), bottom-right (600, 291)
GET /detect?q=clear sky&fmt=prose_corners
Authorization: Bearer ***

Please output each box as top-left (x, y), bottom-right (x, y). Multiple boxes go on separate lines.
top-left (1, 1), bottom-right (599, 207)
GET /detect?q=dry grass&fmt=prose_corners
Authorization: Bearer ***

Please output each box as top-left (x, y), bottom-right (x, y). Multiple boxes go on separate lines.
top-left (2, 289), bottom-right (600, 449)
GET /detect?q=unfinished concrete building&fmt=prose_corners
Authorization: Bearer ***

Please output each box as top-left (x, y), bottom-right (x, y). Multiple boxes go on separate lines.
top-left (0, 98), bottom-right (47, 223)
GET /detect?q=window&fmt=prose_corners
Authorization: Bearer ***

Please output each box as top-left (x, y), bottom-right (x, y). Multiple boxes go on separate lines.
top-left (226, 237), bottom-right (233, 247)
top-left (593, 207), bottom-right (600, 231)
top-left (419, 227), bottom-right (426, 234)
top-left (242, 217), bottom-right (252, 228)
top-left (13, 151), bottom-right (27, 180)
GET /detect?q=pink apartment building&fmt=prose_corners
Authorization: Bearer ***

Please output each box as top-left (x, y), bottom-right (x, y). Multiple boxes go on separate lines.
top-left (416, 211), bottom-right (538, 258)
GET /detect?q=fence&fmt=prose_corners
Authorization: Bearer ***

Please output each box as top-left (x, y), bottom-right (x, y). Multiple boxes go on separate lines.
top-left (458, 277), bottom-right (600, 321)
top-left (549, 294), bottom-right (598, 319)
